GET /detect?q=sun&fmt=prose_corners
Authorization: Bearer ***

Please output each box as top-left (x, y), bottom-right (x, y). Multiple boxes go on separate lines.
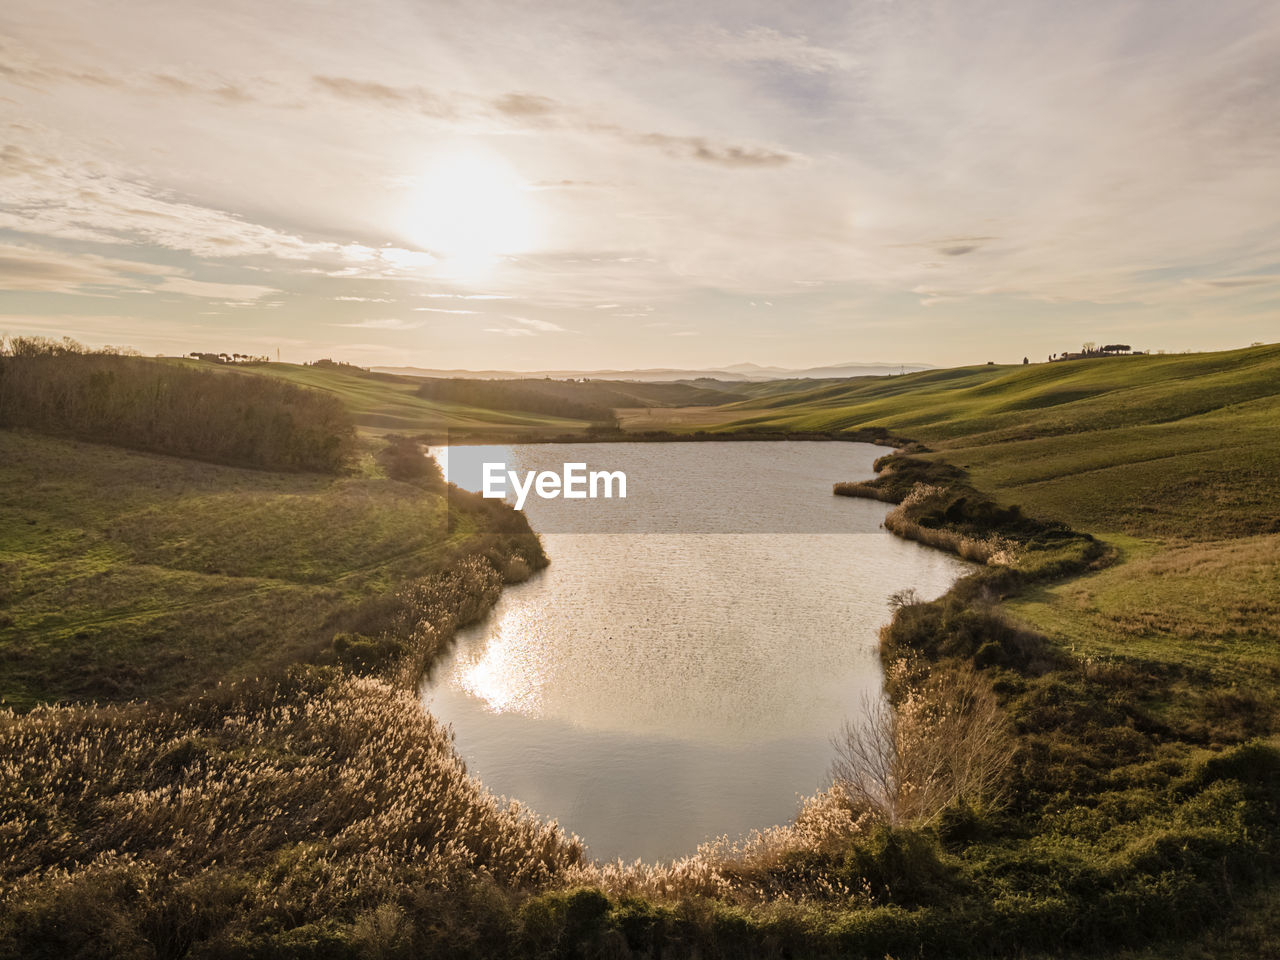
top-left (402, 147), bottom-right (536, 277)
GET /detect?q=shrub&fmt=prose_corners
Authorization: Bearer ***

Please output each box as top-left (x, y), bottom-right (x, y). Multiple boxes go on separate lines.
top-left (831, 664), bottom-right (1013, 827)
top-left (378, 436), bottom-right (444, 487)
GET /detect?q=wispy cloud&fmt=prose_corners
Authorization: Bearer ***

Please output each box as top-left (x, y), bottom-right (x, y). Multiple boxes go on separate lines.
top-left (418, 293), bottom-right (513, 300)
top-left (0, 145), bottom-right (371, 265)
top-left (697, 25), bottom-right (852, 75)
top-left (310, 73), bottom-right (798, 167)
top-left (1186, 275), bottom-right (1280, 289)
top-left (332, 317), bottom-right (424, 329)
top-left (0, 242), bottom-right (277, 301)
top-left (154, 277), bottom-right (278, 301)
top-left (482, 315), bottom-right (567, 336)
top-left (511, 316), bottom-right (566, 332)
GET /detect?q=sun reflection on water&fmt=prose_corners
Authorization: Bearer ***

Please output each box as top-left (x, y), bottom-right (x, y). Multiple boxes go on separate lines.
top-left (452, 607), bottom-right (548, 716)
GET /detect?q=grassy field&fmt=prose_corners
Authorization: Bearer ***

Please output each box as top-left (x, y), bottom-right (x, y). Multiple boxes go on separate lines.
top-left (176, 359), bottom-right (744, 439)
top-left (0, 429), bottom-right (528, 707)
top-left (3, 347), bottom-right (1278, 957)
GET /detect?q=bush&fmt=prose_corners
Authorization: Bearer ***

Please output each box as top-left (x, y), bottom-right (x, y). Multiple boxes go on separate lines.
top-left (831, 664), bottom-right (1013, 827)
top-left (378, 436), bottom-right (444, 487)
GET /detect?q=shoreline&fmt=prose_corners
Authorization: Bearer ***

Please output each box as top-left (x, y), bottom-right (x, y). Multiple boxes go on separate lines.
top-left (419, 426), bottom-right (919, 448)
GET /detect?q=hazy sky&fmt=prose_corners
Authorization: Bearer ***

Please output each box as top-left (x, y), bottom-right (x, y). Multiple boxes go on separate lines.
top-left (2, 0), bottom-right (1278, 369)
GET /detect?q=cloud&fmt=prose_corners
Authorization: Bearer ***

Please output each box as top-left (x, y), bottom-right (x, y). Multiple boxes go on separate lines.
top-left (0, 38), bottom-right (122, 90)
top-left (911, 285), bottom-right (968, 307)
top-left (0, 243), bottom-right (174, 293)
top-left (150, 73), bottom-right (254, 104)
top-left (0, 147), bottom-right (353, 261)
top-left (412, 306), bottom-right (479, 314)
top-left (622, 131), bottom-right (792, 167)
top-left (1, 38), bottom-right (264, 105)
top-left (308, 73), bottom-right (797, 167)
top-left (482, 316), bottom-right (566, 336)
top-left (418, 293), bottom-right (513, 300)
top-left (511, 316), bottom-right (565, 332)
top-left (0, 242), bottom-right (280, 301)
top-left (0, 140), bottom-right (438, 286)
top-left (1187, 275), bottom-right (1280, 289)
top-left (154, 277), bottom-right (279, 301)
top-left (528, 179), bottom-right (608, 190)
top-left (893, 236), bottom-right (999, 258)
top-left (312, 75), bottom-right (454, 117)
top-left (492, 92), bottom-right (559, 117)
top-left (0, 144), bottom-right (43, 175)
top-left (699, 26), bottom-right (853, 75)
top-left (333, 317), bottom-right (423, 329)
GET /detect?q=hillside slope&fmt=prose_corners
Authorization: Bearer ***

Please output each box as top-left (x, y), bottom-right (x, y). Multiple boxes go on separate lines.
top-left (173, 360), bottom-right (597, 438)
top-left (0, 430), bottom-right (535, 707)
top-left (654, 344), bottom-right (1280, 540)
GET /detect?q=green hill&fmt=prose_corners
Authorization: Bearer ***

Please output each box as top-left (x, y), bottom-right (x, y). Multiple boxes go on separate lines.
top-left (174, 359), bottom-right (745, 439)
top-left (644, 343), bottom-right (1280, 540)
top-left (0, 429), bottom-right (542, 708)
top-left (169, 359), bottom-right (598, 438)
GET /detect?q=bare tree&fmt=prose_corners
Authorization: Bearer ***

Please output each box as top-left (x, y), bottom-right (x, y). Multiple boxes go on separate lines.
top-left (831, 664), bottom-right (1013, 826)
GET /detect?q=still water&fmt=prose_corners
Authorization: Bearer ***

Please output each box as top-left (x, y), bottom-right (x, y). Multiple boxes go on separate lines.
top-left (421, 442), bottom-right (969, 862)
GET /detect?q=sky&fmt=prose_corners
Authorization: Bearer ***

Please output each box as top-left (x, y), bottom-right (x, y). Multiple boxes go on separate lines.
top-left (1, 0), bottom-right (1278, 370)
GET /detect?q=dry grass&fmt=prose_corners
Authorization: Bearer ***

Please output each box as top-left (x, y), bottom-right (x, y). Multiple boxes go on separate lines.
top-left (565, 787), bottom-right (874, 906)
top-left (831, 660), bottom-right (1013, 827)
top-left (0, 670), bottom-right (584, 953)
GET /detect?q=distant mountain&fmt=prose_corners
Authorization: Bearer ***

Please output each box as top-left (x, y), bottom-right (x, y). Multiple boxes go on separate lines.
top-left (372, 361), bottom-right (932, 383)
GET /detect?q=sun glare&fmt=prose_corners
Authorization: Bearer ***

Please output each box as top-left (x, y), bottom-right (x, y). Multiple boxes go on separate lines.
top-left (403, 148), bottom-right (536, 277)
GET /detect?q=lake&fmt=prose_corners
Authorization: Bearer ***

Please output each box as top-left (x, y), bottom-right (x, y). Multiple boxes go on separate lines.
top-left (421, 441), bottom-right (969, 862)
